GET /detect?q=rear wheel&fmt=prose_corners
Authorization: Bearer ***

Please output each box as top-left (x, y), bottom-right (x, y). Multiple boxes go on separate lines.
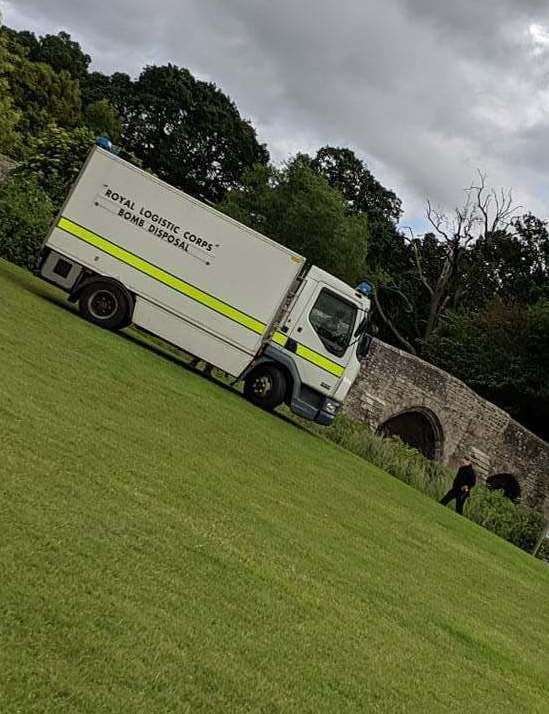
top-left (79, 280), bottom-right (131, 330)
top-left (244, 364), bottom-right (287, 411)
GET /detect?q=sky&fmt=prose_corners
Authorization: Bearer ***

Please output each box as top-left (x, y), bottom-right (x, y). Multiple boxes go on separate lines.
top-left (2, 0), bottom-right (549, 229)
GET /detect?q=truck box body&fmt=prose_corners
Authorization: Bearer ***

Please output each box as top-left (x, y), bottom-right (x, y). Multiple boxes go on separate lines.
top-left (45, 148), bottom-right (305, 375)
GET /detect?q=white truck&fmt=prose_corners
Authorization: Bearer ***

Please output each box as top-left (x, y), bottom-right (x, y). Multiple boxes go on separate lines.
top-left (38, 146), bottom-right (372, 425)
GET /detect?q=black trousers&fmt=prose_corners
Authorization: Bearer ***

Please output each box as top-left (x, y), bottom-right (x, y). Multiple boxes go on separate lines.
top-left (440, 487), bottom-right (469, 514)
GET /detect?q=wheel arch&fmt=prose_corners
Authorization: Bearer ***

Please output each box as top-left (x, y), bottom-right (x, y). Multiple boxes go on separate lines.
top-left (69, 274), bottom-right (134, 310)
top-left (247, 348), bottom-right (297, 404)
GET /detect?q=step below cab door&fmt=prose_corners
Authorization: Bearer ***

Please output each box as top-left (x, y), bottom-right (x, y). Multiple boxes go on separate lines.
top-left (275, 279), bottom-right (359, 398)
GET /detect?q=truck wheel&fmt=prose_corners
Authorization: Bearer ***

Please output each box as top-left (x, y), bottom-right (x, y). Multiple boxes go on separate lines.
top-left (79, 280), bottom-right (131, 330)
top-left (244, 364), bottom-right (287, 411)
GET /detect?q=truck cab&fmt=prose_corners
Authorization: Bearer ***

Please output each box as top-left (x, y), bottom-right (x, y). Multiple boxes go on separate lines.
top-left (243, 266), bottom-right (371, 425)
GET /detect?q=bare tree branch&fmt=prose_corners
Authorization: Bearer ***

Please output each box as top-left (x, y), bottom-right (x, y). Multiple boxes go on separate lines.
top-left (372, 286), bottom-right (417, 355)
top-left (378, 171), bottom-right (521, 352)
top-left (426, 200), bottom-right (450, 242)
top-left (402, 227), bottom-right (434, 297)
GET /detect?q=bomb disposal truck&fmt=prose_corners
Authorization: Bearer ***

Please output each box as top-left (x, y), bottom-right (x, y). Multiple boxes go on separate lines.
top-left (37, 146), bottom-right (372, 424)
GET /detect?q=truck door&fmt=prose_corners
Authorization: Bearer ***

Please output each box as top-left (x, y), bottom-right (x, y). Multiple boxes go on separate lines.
top-left (281, 282), bottom-right (358, 395)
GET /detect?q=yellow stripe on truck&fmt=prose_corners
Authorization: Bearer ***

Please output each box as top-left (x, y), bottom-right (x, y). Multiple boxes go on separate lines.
top-left (296, 344), bottom-right (344, 377)
top-left (271, 331), bottom-right (344, 378)
top-left (271, 330), bottom-right (288, 347)
top-left (57, 216), bottom-right (267, 336)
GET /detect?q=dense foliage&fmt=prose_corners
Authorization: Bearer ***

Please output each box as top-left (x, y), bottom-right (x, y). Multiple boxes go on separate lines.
top-left (0, 34), bottom-right (22, 155)
top-left (0, 175), bottom-right (53, 269)
top-left (15, 124), bottom-right (96, 209)
top-left (424, 300), bottom-right (549, 440)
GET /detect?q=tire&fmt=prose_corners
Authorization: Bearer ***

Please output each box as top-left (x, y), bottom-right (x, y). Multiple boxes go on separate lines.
top-left (244, 364), bottom-right (287, 411)
top-left (78, 280), bottom-right (131, 330)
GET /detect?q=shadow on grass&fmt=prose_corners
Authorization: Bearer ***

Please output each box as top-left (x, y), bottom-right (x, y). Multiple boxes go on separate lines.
top-left (118, 332), bottom-right (312, 435)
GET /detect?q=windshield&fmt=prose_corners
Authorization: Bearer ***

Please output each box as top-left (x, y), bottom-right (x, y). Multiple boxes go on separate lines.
top-left (309, 289), bottom-right (357, 357)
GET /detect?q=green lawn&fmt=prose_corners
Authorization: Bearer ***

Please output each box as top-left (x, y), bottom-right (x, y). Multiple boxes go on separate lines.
top-left (0, 259), bottom-right (547, 713)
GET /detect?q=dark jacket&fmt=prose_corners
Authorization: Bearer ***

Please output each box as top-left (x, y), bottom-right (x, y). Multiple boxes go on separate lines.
top-left (453, 464), bottom-right (477, 489)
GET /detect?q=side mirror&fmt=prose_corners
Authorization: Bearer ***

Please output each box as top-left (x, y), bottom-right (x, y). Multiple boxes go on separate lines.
top-left (357, 332), bottom-right (373, 359)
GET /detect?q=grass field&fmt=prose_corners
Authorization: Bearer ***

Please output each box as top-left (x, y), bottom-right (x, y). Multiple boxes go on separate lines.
top-left (0, 259), bottom-right (548, 713)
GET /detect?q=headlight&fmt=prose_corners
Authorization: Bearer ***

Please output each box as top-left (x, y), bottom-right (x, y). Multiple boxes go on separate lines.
top-left (323, 399), bottom-right (340, 415)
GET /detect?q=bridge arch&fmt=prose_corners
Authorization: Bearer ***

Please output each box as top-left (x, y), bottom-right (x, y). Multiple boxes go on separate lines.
top-left (486, 473), bottom-right (521, 502)
top-left (377, 407), bottom-right (444, 461)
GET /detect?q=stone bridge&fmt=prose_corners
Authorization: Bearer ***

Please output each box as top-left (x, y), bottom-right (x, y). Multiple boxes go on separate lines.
top-left (345, 339), bottom-right (549, 518)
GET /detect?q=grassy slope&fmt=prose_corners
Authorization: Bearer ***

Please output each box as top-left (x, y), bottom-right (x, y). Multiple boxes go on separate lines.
top-left (0, 259), bottom-right (547, 714)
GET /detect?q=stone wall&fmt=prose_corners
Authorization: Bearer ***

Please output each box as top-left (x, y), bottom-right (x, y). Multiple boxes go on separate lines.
top-left (345, 339), bottom-right (549, 518)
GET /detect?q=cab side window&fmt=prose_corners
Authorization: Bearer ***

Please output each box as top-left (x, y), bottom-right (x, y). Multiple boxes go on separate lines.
top-left (309, 290), bottom-right (357, 357)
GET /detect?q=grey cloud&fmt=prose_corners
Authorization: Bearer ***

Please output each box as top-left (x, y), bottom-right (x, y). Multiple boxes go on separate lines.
top-left (4, 0), bottom-right (549, 224)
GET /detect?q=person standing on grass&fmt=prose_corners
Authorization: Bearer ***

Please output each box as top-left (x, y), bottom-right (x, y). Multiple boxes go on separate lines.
top-left (440, 458), bottom-right (477, 515)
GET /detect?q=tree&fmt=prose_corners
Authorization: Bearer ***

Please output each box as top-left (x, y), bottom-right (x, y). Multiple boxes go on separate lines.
top-left (310, 146), bottom-right (401, 222)
top-left (16, 124), bottom-right (95, 208)
top-left (220, 157), bottom-right (369, 285)
top-left (374, 173), bottom-right (520, 353)
top-left (424, 300), bottom-right (549, 440)
top-left (30, 31), bottom-right (91, 79)
top-left (89, 64), bottom-right (269, 202)
top-left (0, 34), bottom-right (21, 155)
top-left (84, 99), bottom-right (121, 142)
top-left (80, 71), bottom-right (133, 111)
top-left (0, 26), bottom-right (39, 57)
top-left (461, 216), bottom-right (549, 309)
top-left (308, 146), bottom-right (406, 272)
top-left (6, 54), bottom-right (81, 135)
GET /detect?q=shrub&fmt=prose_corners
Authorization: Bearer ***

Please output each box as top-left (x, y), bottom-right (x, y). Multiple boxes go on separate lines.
top-left (465, 486), bottom-right (546, 552)
top-left (0, 174), bottom-right (54, 269)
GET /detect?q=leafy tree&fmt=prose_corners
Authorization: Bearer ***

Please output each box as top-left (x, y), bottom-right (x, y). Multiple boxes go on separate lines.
top-left (30, 31), bottom-right (91, 79)
top-left (0, 34), bottom-right (21, 155)
top-left (1, 27), bottom-right (90, 79)
top-left (89, 64), bottom-right (269, 202)
top-left (308, 146), bottom-right (405, 272)
top-left (84, 99), bottom-right (121, 142)
top-left (80, 71), bottom-right (133, 111)
top-left (16, 125), bottom-right (95, 208)
top-left (0, 26), bottom-right (39, 58)
top-left (7, 54), bottom-right (81, 135)
top-left (310, 146), bottom-right (401, 222)
top-left (424, 300), bottom-right (549, 440)
top-left (0, 174), bottom-right (54, 269)
top-left (304, 146), bottom-right (413, 343)
top-left (220, 157), bottom-right (369, 285)
top-left (464, 214), bottom-right (549, 307)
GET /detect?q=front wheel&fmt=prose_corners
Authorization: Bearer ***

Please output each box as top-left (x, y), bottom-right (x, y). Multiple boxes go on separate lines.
top-left (78, 280), bottom-right (131, 330)
top-left (244, 364), bottom-right (287, 411)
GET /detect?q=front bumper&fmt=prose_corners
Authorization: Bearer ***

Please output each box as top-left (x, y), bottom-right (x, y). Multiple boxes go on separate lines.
top-left (315, 397), bottom-right (342, 426)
